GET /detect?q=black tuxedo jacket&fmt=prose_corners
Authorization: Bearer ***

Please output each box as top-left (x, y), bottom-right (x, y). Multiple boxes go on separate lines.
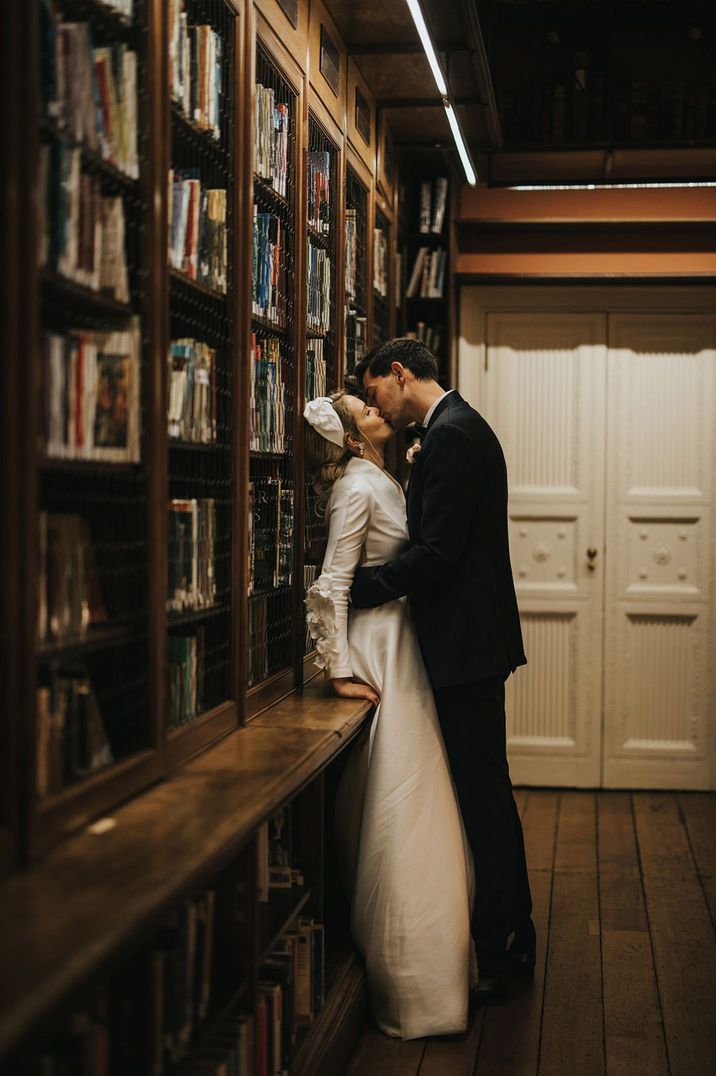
top-left (351, 391), bottom-right (526, 689)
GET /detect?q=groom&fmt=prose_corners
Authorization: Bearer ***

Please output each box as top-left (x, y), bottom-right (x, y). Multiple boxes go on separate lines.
top-left (352, 338), bottom-right (534, 1003)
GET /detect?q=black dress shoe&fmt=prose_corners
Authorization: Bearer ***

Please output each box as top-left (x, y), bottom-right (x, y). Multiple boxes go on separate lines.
top-left (472, 948), bottom-right (511, 1006)
top-left (472, 970), bottom-right (510, 1006)
top-left (507, 918), bottom-right (536, 976)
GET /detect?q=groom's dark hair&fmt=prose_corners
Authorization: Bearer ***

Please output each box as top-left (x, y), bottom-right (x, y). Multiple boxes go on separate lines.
top-left (366, 338), bottom-right (439, 382)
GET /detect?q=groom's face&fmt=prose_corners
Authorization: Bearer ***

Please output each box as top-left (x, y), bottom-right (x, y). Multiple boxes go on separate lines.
top-left (363, 370), bottom-right (407, 429)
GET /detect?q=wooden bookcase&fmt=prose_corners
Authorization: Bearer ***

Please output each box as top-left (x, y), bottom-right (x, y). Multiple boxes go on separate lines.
top-left (396, 156), bottom-right (453, 387)
top-left (0, 0), bottom-right (410, 1066)
top-left (343, 156), bottom-right (372, 385)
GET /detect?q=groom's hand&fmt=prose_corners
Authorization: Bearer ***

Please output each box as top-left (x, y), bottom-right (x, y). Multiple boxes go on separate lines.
top-left (350, 565), bottom-right (378, 608)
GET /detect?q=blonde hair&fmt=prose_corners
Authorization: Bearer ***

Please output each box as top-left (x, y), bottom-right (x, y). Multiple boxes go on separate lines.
top-left (304, 392), bottom-right (361, 517)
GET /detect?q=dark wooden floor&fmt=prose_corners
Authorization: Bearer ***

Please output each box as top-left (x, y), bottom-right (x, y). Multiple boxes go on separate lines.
top-left (344, 790), bottom-right (716, 1076)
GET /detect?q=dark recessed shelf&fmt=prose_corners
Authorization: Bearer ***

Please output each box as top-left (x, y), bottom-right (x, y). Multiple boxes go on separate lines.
top-left (59, 0), bottom-right (135, 37)
top-left (257, 886), bottom-right (312, 967)
top-left (39, 119), bottom-right (139, 190)
top-left (41, 271), bottom-right (135, 318)
top-left (253, 173), bottom-right (289, 211)
top-left (248, 583), bottom-right (292, 599)
top-left (307, 223), bottom-right (332, 249)
top-left (168, 439), bottom-right (226, 453)
top-left (251, 312), bottom-right (288, 335)
top-left (171, 104), bottom-right (229, 169)
top-left (250, 449), bottom-right (288, 459)
top-left (40, 456), bottom-right (142, 473)
top-left (167, 602), bottom-right (230, 627)
top-left (38, 621), bottom-right (141, 660)
top-left (406, 295), bottom-right (446, 302)
top-left (169, 268), bottom-right (228, 305)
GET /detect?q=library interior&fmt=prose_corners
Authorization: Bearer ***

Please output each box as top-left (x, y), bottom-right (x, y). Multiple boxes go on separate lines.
top-left (0, 1), bottom-right (715, 1074)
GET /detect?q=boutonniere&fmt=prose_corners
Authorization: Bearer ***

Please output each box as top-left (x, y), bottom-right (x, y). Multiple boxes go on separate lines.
top-left (406, 437), bottom-right (422, 465)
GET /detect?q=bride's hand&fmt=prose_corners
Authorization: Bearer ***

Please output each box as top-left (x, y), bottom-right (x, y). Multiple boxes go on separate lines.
top-left (330, 678), bottom-right (380, 707)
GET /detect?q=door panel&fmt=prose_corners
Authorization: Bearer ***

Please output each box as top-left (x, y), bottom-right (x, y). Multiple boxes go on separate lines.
top-left (603, 315), bottom-right (716, 788)
top-left (486, 313), bottom-right (607, 787)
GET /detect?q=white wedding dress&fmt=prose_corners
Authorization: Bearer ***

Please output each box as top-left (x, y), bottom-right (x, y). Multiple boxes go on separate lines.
top-left (306, 456), bottom-right (475, 1040)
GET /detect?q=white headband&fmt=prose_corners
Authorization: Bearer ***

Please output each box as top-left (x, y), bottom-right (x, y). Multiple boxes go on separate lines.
top-left (303, 396), bottom-right (346, 449)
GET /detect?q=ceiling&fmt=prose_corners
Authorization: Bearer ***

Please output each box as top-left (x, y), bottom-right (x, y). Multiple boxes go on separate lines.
top-left (327, 0), bottom-right (716, 186)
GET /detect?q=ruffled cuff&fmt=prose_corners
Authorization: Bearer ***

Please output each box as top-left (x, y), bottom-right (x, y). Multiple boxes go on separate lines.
top-left (305, 579), bottom-right (346, 675)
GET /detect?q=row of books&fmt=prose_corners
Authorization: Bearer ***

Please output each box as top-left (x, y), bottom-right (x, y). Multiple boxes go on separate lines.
top-left (168, 630), bottom-right (205, 730)
top-left (39, 143), bottom-right (130, 300)
top-left (37, 512), bottom-right (107, 645)
top-left (248, 479), bottom-right (294, 594)
top-left (250, 334), bottom-right (287, 454)
top-left (344, 308), bottom-right (367, 373)
top-left (247, 592), bottom-right (291, 685)
top-left (500, 79), bottom-right (716, 145)
top-left (168, 171), bottom-right (228, 294)
top-left (40, 10), bottom-right (139, 178)
top-left (168, 338), bottom-right (218, 445)
top-left (252, 208), bottom-right (286, 325)
top-left (154, 891), bottom-right (217, 1070)
top-left (36, 668), bottom-right (114, 798)
top-left (373, 226), bottom-right (388, 298)
top-left (306, 242), bottom-right (331, 333)
top-left (184, 1008), bottom-right (251, 1076)
top-left (43, 323), bottom-right (141, 463)
top-left (254, 84), bottom-right (290, 197)
top-left (419, 177), bottom-right (448, 235)
top-left (167, 498), bottom-right (217, 614)
top-left (257, 805), bottom-right (303, 896)
top-left (255, 920), bottom-right (325, 1076)
top-left (406, 246), bottom-right (447, 299)
top-left (307, 149), bottom-right (331, 235)
top-left (303, 564), bottom-right (320, 653)
top-left (407, 321), bottom-right (443, 355)
top-left (169, 2), bottom-right (224, 141)
top-left (305, 340), bottom-right (327, 402)
top-left (344, 207), bottom-right (359, 301)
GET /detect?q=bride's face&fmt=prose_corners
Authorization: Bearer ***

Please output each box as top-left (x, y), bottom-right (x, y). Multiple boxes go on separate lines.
top-left (344, 395), bottom-right (395, 449)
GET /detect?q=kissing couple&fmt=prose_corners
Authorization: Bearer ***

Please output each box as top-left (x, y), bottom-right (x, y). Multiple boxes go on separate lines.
top-left (304, 337), bottom-right (534, 1039)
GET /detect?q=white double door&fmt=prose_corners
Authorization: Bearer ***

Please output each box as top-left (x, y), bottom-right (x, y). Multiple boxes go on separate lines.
top-left (460, 288), bottom-right (716, 789)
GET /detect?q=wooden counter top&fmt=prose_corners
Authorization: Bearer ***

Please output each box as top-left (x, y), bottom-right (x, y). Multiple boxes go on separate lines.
top-left (0, 687), bottom-right (371, 1057)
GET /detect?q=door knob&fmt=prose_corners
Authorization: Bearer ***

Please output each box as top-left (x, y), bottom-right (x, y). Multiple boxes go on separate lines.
top-left (586, 547), bottom-right (598, 571)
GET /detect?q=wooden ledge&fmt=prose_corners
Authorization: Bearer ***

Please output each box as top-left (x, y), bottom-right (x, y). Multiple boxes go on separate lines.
top-left (252, 676), bottom-right (372, 741)
top-left (0, 693), bottom-right (372, 1058)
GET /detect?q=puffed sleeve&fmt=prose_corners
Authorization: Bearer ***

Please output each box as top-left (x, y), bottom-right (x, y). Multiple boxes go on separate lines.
top-left (305, 476), bottom-right (373, 678)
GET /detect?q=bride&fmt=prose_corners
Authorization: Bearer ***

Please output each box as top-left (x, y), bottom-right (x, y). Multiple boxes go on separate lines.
top-left (304, 392), bottom-right (475, 1040)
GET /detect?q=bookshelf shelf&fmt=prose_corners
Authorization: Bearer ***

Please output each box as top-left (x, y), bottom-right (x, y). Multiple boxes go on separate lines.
top-left (166, 602), bottom-right (230, 628)
top-left (37, 621), bottom-right (140, 659)
top-left (251, 312), bottom-right (288, 335)
top-left (307, 223), bottom-right (331, 249)
top-left (39, 119), bottom-right (139, 189)
top-left (258, 885), bottom-right (312, 966)
top-left (253, 172), bottom-right (290, 211)
top-left (169, 267), bottom-right (228, 306)
top-left (39, 456), bottom-right (143, 474)
top-left (40, 271), bottom-right (135, 318)
top-left (171, 103), bottom-right (228, 170)
top-left (58, 0), bottom-right (135, 36)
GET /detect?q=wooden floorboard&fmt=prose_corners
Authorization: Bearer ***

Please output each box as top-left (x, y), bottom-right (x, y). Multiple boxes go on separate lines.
top-left (539, 792), bottom-right (604, 1076)
top-left (633, 793), bottom-right (716, 1076)
top-left (598, 793), bottom-right (668, 1076)
top-left (419, 1010), bottom-right (483, 1076)
top-left (344, 790), bottom-right (716, 1076)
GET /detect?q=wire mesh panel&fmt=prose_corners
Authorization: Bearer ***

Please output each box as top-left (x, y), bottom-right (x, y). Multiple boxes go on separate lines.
top-left (343, 166), bottom-right (368, 378)
top-left (248, 42), bottom-right (297, 686)
top-left (304, 115), bottom-right (339, 651)
top-left (34, 0), bottom-right (150, 800)
top-left (167, 0), bottom-right (235, 730)
top-left (373, 205), bottom-right (390, 347)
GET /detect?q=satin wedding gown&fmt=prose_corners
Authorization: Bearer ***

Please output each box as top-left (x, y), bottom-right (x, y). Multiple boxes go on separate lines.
top-left (305, 456), bottom-right (475, 1040)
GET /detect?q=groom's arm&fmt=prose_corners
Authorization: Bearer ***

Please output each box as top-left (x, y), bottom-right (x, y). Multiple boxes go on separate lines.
top-left (351, 423), bottom-right (481, 609)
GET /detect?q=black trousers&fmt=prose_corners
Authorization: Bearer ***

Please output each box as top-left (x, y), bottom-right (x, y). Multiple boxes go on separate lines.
top-left (434, 676), bottom-right (532, 956)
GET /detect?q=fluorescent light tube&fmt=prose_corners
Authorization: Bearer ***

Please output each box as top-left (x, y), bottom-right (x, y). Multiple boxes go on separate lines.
top-left (406, 0), bottom-right (448, 96)
top-left (444, 103), bottom-right (477, 185)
